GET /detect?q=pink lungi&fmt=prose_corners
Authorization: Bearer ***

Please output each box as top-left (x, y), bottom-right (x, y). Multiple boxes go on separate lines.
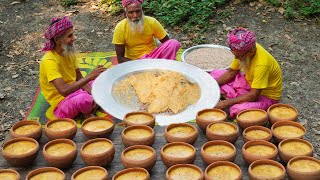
top-left (54, 81), bottom-right (94, 118)
top-left (140, 39), bottom-right (180, 60)
top-left (210, 69), bottom-right (278, 118)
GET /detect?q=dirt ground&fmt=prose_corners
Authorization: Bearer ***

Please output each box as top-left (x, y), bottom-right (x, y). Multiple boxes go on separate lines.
top-left (0, 0), bottom-right (319, 159)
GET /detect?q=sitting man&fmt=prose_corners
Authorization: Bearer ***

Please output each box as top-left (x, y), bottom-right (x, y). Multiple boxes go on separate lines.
top-left (211, 27), bottom-right (282, 118)
top-left (112, 0), bottom-right (180, 63)
top-left (39, 16), bottom-right (106, 120)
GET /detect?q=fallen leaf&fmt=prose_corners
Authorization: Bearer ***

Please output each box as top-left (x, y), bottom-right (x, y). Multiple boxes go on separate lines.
top-left (19, 110), bottom-right (26, 117)
top-left (3, 87), bottom-right (12, 91)
top-left (0, 93), bottom-right (5, 100)
top-left (96, 32), bottom-right (103, 35)
top-left (278, 7), bottom-right (285, 15)
top-left (249, 2), bottom-right (255, 7)
top-left (12, 74), bottom-right (19, 79)
top-left (10, 1), bottom-right (20, 5)
top-left (284, 34), bottom-right (291, 40)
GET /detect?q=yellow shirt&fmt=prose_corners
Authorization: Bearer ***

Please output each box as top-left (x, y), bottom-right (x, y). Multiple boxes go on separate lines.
top-left (112, 16), bottom-right (167, 60)
top-left (230, 43), bottom-right (282, 100)
top-left (39, 51), bottom-right (78, 109)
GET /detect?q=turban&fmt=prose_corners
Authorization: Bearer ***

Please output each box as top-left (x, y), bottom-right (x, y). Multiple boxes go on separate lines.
top-left (226, 27), bottom-right (256, 52)
top-left (122, 0), bottom-right (144, 7)
top-left (42, 16), bottom-right (73, 52)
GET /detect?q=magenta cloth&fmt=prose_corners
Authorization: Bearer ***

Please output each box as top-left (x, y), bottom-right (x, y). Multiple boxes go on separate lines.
top-left (53, 82), bottom-right (94, 118)
top-left (42, 16), bottom-right (73, 52)
top-left (210, 69), bottom-right (278, 118)
top-left (226, 27), bottom-right (256, 52)
top-left (140, 39), bottom-right (180, 60)
top-left (122, 0), bottom-right (144, 7)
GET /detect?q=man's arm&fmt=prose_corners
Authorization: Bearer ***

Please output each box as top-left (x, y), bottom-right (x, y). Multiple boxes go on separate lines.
top-left (159, 35), bottom-right (169, 43)
top-left (76, 68), bottom-right (92, 94)
top-left (216, 68), bottom-right (239, 86)
top-left (115, 44), bottom-right (131, 63)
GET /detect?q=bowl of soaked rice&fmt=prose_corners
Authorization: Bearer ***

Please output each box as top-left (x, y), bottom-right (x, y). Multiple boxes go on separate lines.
top-left (181, 44), bottom-right (234, 72)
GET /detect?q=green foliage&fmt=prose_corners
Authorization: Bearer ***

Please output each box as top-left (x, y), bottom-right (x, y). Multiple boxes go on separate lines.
top-left (61, 0), bottom-right (78, 6)
top-left (99, 0), bottom-right (122, 14)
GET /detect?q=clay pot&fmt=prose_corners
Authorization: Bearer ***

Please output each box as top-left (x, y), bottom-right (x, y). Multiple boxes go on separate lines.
top-left (80, 138), bottom-right (115, 166)
top-left (278, 138), bottom-right (313, 164)
top-left (71, 166), bottom-right (108, 180)
top-left (10, 120), bottom-right (42, 141)
top-left (164, 123), bottom-right (198, 144)
top-left (45, 118), bottom-right (77, 140)
top-left (242, 140), bottom-right (278, 165)
top-left (0, 169), bottom-right (20, 180)
top-left (166, 164), bottom-right (204, 180)
top-left (81, 117), bottom-right (115, 139)
top-left (287, 156), bottom-right (320, 180)
top-left (26, 167), bottom-right (65, 180)
top-left (43, 138), bottom-right (77, 169)
top-left (121, 145), bottom-right (156, 171)
top-left (200, 140), bottom-right (236, 165)
top-left (243, 126), bottom-right (273, 143)
top-left (267, 103), bottom-right (298, 124)
top-left (121, 125), bottom-right (155, 147)
top-left (204, 161), bottom-right (242, 180)
top-left (271, 120), bottom-right (306, 143)
top-left (112, 167), bottom-right (150, 180)
top-left (2, 137), bottom-right (39, 166)
top-left (236, 109), bottom-right (268, 130)
top-left (248, 159), bottom-right (286, 180)
top-left (124, 111), bottom-right (155, 128)
top-left (161, 142), bottom-right (196, 168)
top-left (196, 108), bottom-right (227, 131)
top-left (206, 122), bottom-right (239, 144)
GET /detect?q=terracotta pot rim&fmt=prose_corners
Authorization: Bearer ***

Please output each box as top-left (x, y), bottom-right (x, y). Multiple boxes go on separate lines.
top-left (243, 126), bottom-right (273, 141)
top-left (242, 140), bottom-right (278, 158)
top-left (121, 145), bottom-right (156, 164)
top-left (0, 169), bottom-right (20, 180)
top-left (287, 156), bottom-right (320, 175)
top-left (71, 166), bottom-right (108, 180)
top-left (26, 167), bottom-right (65, 180)
top-left (2, 137), bottom-right (39, 158)
top-left (205, 161), bottom-right (242, 179)
top-left (112, 167), bottom-right (150, 180)
top-left (201, 140), bottom-right (236, 156)
top-left (249, 159), bottom-right (286, 179)
top-left (124, 111), bottom-right (155, 126)
top-left (165, 123), bottom-right (198, 138)
top-left (161, 142), bottom-right (196, 159)
top-left (81, 117), bottom-right (115, 134)
top-left (122, 125), bottom-right (155, 141)
top-left (236, 108), bottom-right (268, 122)
top-left (271, 120), bottom-right (306, 141)
top-left (10, 120), bottom-right (42, 136)
top-left (196, 108), bottom-right (227, 120)
top-left (43, 138), bottom-right (77, 158)
top-left (166, 164), bottom-right (204, 179)
top-left (80, 138), bottom-right (115, 157)
top-left (278, 138), bottom-right (314, 156)
top-left (206, 121), bottom-right (239, 136)
top-left (267, 103), bottom-right (298, 120)
top-left (45, 118), bottom-right (77, 133)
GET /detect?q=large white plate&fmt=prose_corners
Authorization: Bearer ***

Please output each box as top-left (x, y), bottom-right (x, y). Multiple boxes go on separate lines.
top-left (92, 59), bottom-right (220, 126)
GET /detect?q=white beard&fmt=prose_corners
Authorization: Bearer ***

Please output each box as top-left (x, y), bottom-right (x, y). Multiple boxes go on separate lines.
top-left (238, 57), bottom-right (251, 73)
top-left (127, 16), bottom-right (144, 34)
top-left (61, 43), bottom-right (76, 60)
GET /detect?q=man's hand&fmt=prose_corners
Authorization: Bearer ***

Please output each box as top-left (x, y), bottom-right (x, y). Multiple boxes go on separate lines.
top-left (215, 100), bottom-right (230, 110)
top-left (88, 65), bottom-right (107, 80)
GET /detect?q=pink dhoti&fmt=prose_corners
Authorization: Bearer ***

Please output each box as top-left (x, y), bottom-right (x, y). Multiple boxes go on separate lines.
top-left (54, 82), bottom-right (94, 119)
top-left (210, 69), bottom-right (278, 118)
top-left (140, 39), bottom-right (180, 60)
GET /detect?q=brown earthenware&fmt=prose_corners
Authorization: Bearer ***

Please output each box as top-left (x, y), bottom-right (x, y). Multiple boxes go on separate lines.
top-left (236, 109), bottom-right (268, 130)
top-left (2, 137), bottom-right (39, 166)
top-left (278, 138), bottom-right (313, 164)
top-left (166, 164), bottom-right (204, 180)
top-left (71, 166), bottom-right (108, 180)
top-left (248, 159), bottom-right (286, 180)
top-left (271, 120), bottom-right (306, 143)
top-left (200, 140), bottom-right (236, 165)
top-left (81, 117), bottom-right (115, 139)
top-left (164, 123), bottom-right (198, 144)
top-left (10, 120), bottom-right (42, 141)
top-left (267, 103), bottom-right (298, 124)
top-left (26, 167), bottom-right (65, 180)
top-left (161, 142), bottom-right (196, 168)
top-left (80, 138), bottom-right (115, 166)
top-left (206, 122), bottom-right (239, 144)
top-left (124, 111), bottom-right (155, 128)
top-left (43, 138), bottom-right (77, 169)
top-left (196, 108), bottom-right (227, 132)
top-left (121, 145), bottom-right (157, 171)
top-left (204, 161), bottom-right (242, 180)
top-left (121, 125), bottom-right (155, 147)
top-left (242, 140), bottom-right (278, 165)
top-left (0, 169), bottom-right (20, 180)
top-left (287, 156), bottom-right (320, 180)
top-left (112, 167), bottom-right (150, 180)
top-left (45, 118), bottom-right (77, 140)
top-left (243, 126), bottom-right (273, 143)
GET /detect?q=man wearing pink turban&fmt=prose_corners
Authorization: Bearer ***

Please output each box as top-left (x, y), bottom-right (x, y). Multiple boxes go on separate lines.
top-left (39, 17), bottom-right (106, 120)
top-left (210, 27), bottom-right (282, 118)
top-left (112, 0), bottom-right (180, 63)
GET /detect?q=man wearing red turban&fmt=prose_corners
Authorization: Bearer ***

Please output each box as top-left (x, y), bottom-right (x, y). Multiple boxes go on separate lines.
top-left (210, 27), bottom-right (282, 118)
top-left (112, 0), bottom-right (180, 63)
top-left (39, 17), bottom-right (106, 120)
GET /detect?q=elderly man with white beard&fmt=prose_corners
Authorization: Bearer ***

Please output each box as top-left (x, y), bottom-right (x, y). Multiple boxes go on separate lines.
top-left (39, 16), bottom-right (106, 120)
top-left (112, 0), bottom-right (180, 63)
